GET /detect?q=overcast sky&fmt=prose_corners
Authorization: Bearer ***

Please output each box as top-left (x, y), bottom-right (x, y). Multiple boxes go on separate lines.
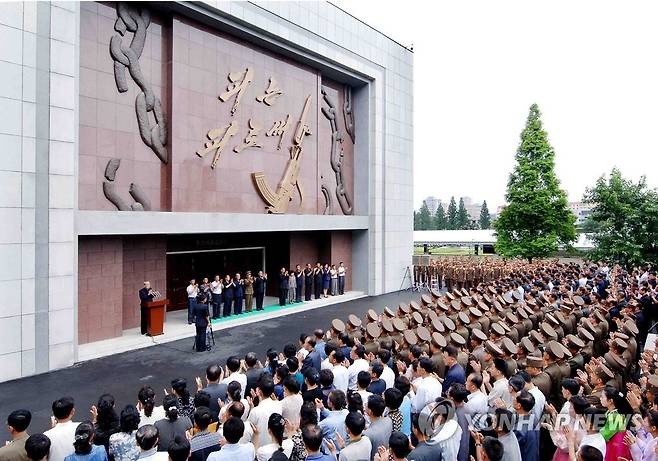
top-left (333, 0), bottom-right (658, 211)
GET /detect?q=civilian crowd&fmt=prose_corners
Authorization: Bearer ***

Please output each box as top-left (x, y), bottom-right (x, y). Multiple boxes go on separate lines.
top-left (5, 259), bottom-right (658, 461)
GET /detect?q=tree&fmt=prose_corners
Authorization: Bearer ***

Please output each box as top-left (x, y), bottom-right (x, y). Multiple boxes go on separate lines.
top-left (417, 202), bottom-right (432, 230)
top-left (413, 210), bottom-right (421, 230)
top-left (479, 200), bottom-right (491, 229)
top-left (493, 104), bottom-right (576, 261)
top-left (583, 168), bottom-right (658, 267)
top-left (447, 196), bottom-right (457, 230)
top-left (433, 203), bottom-right (447, 230)
top-left (456, 197), bottom-right (470, 229)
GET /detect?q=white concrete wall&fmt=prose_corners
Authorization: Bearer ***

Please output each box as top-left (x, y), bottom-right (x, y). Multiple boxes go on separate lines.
top-left (0, 1), bottom-right (78, 382)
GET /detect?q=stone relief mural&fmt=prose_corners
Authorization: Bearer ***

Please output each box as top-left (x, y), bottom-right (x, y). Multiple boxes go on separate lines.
top-left (102, 159), bottom-right (152, 211)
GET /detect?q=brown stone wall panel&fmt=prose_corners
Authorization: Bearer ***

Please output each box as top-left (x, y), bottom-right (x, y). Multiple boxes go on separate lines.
top-left (170, 17), bottom-right (323, 214)
top-left (78, 2), bottom-right (169, 210)
top-left (289, 232), bottom-right (323, 268)
top-left (78, 236), bottom-right (124, 344)
top-left (330, 231), bottom-right (352, 291)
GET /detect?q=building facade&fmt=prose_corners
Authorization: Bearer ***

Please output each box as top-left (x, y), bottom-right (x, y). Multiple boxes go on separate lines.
top-left (0, 1), bottom-right (413, 381)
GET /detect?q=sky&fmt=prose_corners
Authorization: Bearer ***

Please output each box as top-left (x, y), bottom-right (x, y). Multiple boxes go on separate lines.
top-left (332, 0), bottom-right (658, 211)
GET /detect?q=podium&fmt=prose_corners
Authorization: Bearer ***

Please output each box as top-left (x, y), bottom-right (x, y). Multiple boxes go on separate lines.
top-left (144, 299), bottom-right (167, 336)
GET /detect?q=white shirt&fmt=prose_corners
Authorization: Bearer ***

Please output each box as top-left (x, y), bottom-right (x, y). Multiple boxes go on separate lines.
top-left (357, 389), bottom-right (372, 408)
top-left (207, 443), bottom-right (255, 461)
top-left (222, 372), bottom-right (248, 398)
top-left (139, 406), bottom-right (166, 427)
top-left (488, 377), bottom-right (511, 410)
top-left (256, 439), bottom-right (294, 461)
top-left (332, 365), bottom-right (349, 393)
top-left (579, 432), bottom-right (606, 457)
top-left (219, 399), bottom-right (250, 422)
top-left (339, 436), bottom-right (372, 461)
top-left (140, 450), bottom-right (169, 461)
top-left (187, 284), bottom-right (198, 298)
top-left (44, 420), bottom-right (80, 461)
top-left (218, 420), bottom-right (254, 444)
top-left (297, 348), bottom-right (309, 360)
top-left (338, 266), bottom-right (346, 276)
top-left (464, 390), bottom-right (488, 430)
top-left (248, 397), bottom-right (283, 447)
top-left (381, 365), bottom-right (395, 389)
top-left (412, 376), bottom-right (442, 413)
top-left (321, 358), bottom-right (334, 371)
top-left (281, 394), bottom-right (303, 427)
top-left (528, 386), bottom-right (546, 425)
top-left (211, 281), bottom-right (222, 294)
top-left (348, 358), bottom-right (370, 391)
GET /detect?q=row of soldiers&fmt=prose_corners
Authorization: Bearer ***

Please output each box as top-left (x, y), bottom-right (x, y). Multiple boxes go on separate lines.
top-left (326, 264), bottom-right (640, 412)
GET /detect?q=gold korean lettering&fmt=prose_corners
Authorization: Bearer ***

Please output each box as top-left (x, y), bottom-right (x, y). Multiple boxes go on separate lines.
top-left (265, 114), bottom-right (290, 150)
top-left (196, 121), bottom-right (240, 169)
top-left (233, 118), bottom-right (263, 154)
top-left (255, 77), bottom-right (284, 106)
top-left (218, 67), bottom-right (254, 115)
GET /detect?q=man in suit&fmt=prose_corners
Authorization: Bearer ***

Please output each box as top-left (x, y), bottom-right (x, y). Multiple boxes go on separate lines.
top-left (194, 294), bottom-right (210, 352)
top-left (301, 336), bottom-right (322, 373)
top-left (139, 281), bottom-right (155, 335)
top-left (304, 263), bottom-right (313, 301)
top-left (314, 262), bottom-right (323, 299)
top-left (295, 265), bottom-right (304, 303)
top-left (254, 271), bottom-right (266, 311)
top-left (279, 268), bottom-right (288, 306)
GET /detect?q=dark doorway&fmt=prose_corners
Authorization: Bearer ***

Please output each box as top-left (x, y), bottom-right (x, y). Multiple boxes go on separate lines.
top-left (167, 247), bottom-right (265, 310)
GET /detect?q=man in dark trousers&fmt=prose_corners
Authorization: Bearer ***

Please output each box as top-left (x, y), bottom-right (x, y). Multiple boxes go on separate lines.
top-left (279, 267), bottom-right (288, 306)
top-left (314, 262), bottom-right (323, 300)
top-left (139, 281), bottom-right (155, 335)
top-left (295, 264), bottom-right (304, 303)
top-left (304, 263), bottom-right (313, 301)
top-left (254, 270), bottom-right (266, 310)
top-left (194, 294), bottom-right (210, 352)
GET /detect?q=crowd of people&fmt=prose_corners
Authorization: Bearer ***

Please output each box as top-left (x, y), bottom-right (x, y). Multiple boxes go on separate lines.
top-left (6, 259), bottom-right (658, 461)
top-left (182, 263), bottom-right (349, 323)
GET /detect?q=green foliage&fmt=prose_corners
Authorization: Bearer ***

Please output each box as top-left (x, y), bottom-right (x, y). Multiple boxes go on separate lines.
top-left (456, 198), bottom-right (470, 229)
top-left (583, 168), bottom-right (658, 267)
top-left (416, 202), bottom-right (433, 230)
top-left (434, 203), bottom-right (447, 230)
top-left (447, 196), bottom-right (457, 230)
top-left (414, 210), bottom-right (421, 230)
top-left (493, 104), bottom-right (576, 261)
top-left (479, 200), bottom-right (491, 229)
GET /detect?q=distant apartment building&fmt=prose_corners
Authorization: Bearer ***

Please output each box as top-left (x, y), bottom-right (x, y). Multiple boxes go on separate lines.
top-left (569, 202), bottom-right (594, 226)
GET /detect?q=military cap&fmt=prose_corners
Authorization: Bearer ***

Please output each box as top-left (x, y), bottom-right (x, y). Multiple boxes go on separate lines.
top-left (366, 323), bottom-right (381, 339)
top-left (614, 332), bottom-right (629, 341)
top-left (403, 330), bottom-right (418, 346)
top-left (565, 334), bottom-right (584, 349)
top-left (384, 306), bottom-right (395, 318)
top-left (559, 343), bottom-right (572, 359)
top-left (541, 294), bottom-right (551, 305)
top-left (597, 364), bottom-right (615, 380)
top-left (612, 338), bottom-right (628, 351)
top-left (437, 301), bottom-right (450, 312)
top-left (461, 296), bottom-right (473, 307)
top-left (482, 294), bottom-right (493, 305)
top-left (545, 313), bottom-right (559, 326)
top-left (446, 292), bottom-right (457, 301)
top-left (647, 374), bottom-right (658, 390)
top-left (491, 323), bottom-right (506, 336)
top-left (499, 322), bottom-right (512, 334)
top-left (348, 314), bottom-right (362, 328)
top-left (622, 320), bottom-right (639, 337)
top-left (527, 298), bottom-right (537, 308)
top-left (431, 289), bottom-right (442, 299)
top-left (421, 294), bottom-right (433, 306)
top-left (488, 286), bottom-right (497, 295)
top-left (554, 312), bottom-right (567, 325)
top-left (443, 317), bottom-right (456, 332)
top-left (431, 317), bottom-right (446, 333)
top-left (512, 291), bottom-right (522, 301)
top-left (577, 327), bottom-right (594, 342)
top-left (526, 356), bottom-right (544, 368)
top-left (331, 319), bottom-right (345, 332)
top-left (398, 303), bottom-right (411, 315)
top-left (458, 312), bottom-right (471, 325)
top-left (573, 295), bottom-right (585, 306)
top-left (506, 313), bottom-right (519, 324)
top-left (529, 330), bottom-right (543, 345)
top-left (498, 295), bottom-right (507, 306)
top-left (485, 340), bottom-right (504, 357)
top-left (412, 312), bottom-right (424, 325)
top-left (581, 318), bottom-right (596, 334)
top-left (450, 332), bottom-right (466, 347)
top-left (451, 299), bottom-right (462, 311)
top-left (417, 326), bottom-right (432, 342)
top-left (493, 301), bottom-right (505, 313)
top-left (469, 307), bottom-right (483, 318)
top-left (593, 310), bottom-right (606, 324)
top-left (477, 301), bottom-right (490, 312)
top-left (472, 328), bottom-right (487, 342)
top-left (501, 337), bottom-right (517, 355)
top-left (427, 310), bottom-right (439, 323)
top-left (546, 340), bottom-right (565, 359)
top-left (503, 293), bottom-right (514, 304)
top-left (410, 300), bottom-right (422, 312)
top-left (393, 318), bottom-right (406, 332)
top-left (460, 288), bottom-right (469, 297)
top-left (519, 337), bottom-right (535, 354)
top-left (367, 309), bottom-right (378, 322)
top-left (604, 352), bottom-right (626, 371)
top-left (541, 323), bottom-right (557, 340)
top-left (381, 318), bottom-right (394, 334)
top-left (431, 332), bottom-right (447, 348)
top-left (517, 308), bottom-right (529, 320)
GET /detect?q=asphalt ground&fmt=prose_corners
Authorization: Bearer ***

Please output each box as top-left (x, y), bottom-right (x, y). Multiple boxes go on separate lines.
top-left (0, 290), bottom-right (417, 443)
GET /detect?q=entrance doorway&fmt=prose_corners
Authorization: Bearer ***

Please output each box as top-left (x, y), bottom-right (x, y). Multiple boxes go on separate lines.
top-left (166, 247), bottom-right (266, 310)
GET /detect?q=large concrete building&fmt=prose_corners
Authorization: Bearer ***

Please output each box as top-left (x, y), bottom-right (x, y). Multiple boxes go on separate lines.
top-left (0, 1), bottom-right (414, 382)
